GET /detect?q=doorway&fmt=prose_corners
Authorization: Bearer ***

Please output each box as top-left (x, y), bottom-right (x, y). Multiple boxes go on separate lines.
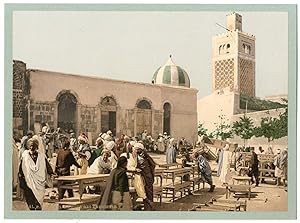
top-left (57, 92), bottom-right (77, 133)
top-left (163, 102), bottom-right (171, 135)
top-left (136, 99), bottom-right (152, 136)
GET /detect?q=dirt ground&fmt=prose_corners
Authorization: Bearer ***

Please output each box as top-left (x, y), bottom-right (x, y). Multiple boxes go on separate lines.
top-left (12, 153), bottom-right (288, 212)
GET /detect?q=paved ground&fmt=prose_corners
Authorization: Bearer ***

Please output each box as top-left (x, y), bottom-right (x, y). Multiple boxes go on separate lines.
top-left (12, 153), bottom-right (288, 212)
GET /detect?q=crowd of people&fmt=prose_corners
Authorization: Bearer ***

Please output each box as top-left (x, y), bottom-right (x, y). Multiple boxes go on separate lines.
top-left (12, 126), bottom-right (288, 211)
top-left (216, 144), bottom-right (288, 187)
top-left (13, 128), bottom-right (171, 211)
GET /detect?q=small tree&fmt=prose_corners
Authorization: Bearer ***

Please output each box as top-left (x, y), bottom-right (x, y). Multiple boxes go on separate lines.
top-left (254, 116), bottom-right (279, 146)
top-left (232, 115), bottom-right (255, 148)
top-left (277, 98), bottom-right (288, 138)
top-left (198, 122), bottom-right (208, 137)
top-left (211, 114), bottom-right (233, 141)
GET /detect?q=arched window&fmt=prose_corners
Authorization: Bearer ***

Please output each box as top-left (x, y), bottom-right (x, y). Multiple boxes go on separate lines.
top-left (248, 45), bottom-right (251, 55)
top-left (137, 100), bottom-right (151, 109)
top-left (101, 96), bottom-right (117, 106)
top-left (226, 44), bottom-right (231, 53)
top-left (163, 103), bottom-right (171, 135)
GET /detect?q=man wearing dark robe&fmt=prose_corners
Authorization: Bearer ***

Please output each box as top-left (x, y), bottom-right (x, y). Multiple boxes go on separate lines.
top-left (56, 137), bottom-right (81, 199)
top-left (193, 150), bottom-right (215, 192)
top-left (99, 156), bottom-right (131, 210)
top-left (133, 142), bottom-right (156, 211)
top-left (248, 147), bottom-right (259, 186)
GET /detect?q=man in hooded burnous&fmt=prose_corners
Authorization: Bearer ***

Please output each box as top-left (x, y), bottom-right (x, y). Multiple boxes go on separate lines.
top-left (18, 138), bottom-right (54, 210)
top-left (133, 142), bottom-right (156, 211)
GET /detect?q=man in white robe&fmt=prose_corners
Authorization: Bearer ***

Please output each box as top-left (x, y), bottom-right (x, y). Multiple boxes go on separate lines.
top-left (219, 144), bottom-right (232, 186)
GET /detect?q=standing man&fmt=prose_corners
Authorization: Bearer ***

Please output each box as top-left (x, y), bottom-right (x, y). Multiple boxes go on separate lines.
top-left (69, 132), bottom-right (78, 153)
top-left (274, 148), bottom-right (288, 187)
top-left (166, 138), bottom-right (176, 164)
top-left (156, 134), bottom-right (165, 154)
top-left (89, 137), bottom-right (104, 166)
top-left (248, 147), bottom-right (259, 186)
top-left (56, 137), bottom-right (81, 199)
top-left (219, 144), bottom-right (232, 186)
top-left (18, 138), bottom-right (54, 210)
top-left (192, 150), bottom-right (215, 192)
top-left (134, 142), bottom-right (156, 211)
top-left (100, 156), bottom-right (131, 210)
top-left (19, 130), bottom-right (34, 160)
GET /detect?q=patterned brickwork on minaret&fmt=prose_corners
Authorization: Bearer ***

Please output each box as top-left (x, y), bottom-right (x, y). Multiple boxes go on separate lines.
top-left (212, 12), bottom-right (255, 97)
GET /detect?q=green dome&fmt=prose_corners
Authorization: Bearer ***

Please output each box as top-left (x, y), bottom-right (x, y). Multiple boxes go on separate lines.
top-left (152, 56), bottom-right (190, 88)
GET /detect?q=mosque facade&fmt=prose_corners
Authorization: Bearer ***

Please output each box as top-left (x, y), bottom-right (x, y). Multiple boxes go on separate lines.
top-left (12, 12), bottom-right (287, 148)
top-left (12, 57), bottom-right (198, 144)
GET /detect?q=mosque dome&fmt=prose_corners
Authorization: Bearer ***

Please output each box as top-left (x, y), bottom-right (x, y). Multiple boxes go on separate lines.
top-left (152, 55), bottom-right (190, 88)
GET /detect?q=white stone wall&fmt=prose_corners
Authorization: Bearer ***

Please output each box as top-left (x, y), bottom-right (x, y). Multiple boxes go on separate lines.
top-left (198, 92), bottom-right (288, 153)
top-left (230, 108), bottom-right (288, 153)
top-left (197, 90), bottom-right (238, 132)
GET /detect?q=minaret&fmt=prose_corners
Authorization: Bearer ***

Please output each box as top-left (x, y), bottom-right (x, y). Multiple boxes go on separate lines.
top-left (212, 12), bottom-right (256, 97)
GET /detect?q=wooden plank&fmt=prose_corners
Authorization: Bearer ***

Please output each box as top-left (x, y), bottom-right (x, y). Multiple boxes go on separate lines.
top-left (259, 169), bottom-right (275, 172)
top-left (56, 174), bottom-right (109, 181)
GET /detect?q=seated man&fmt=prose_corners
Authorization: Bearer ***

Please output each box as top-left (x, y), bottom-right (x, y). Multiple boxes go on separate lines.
top-left (87, 150), bottom-right (111, 194)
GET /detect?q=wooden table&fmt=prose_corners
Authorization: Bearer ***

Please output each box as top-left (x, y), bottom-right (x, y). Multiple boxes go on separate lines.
top-left (157, 163), bottom-right (182, 169)
top-left (232, 176), bottom-right (252, 185)
top-left (163, 167), bottom-right (191, 185)
top-left (56, 174), bottom-right (109, 210)
top-left (162, 167), bottom-right (192, 201)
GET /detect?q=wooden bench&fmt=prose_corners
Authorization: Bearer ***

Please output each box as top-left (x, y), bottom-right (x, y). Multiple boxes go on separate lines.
top-left (154, 174), bottom-right (163, 205)
top-left (190, 199), bottom-right (246, 212)
top-left (209, 198), bottom-right (247, 211)
top-left (226, 185), bottom-right (253, 200)
top-left (163, 181), bottom-right (191, 201)
top-left (58, 194), bottom-right (101, 210)
top-left (258, 154), bottom-right (276, 183)
top-left (232, 176), bottom-right (251, 185)
top-left (259, 168), bottom-right (276, 183)
top-left (190, 176), bottom-right (205, 191)
top-left (153, 186), bottom-right (163, 204)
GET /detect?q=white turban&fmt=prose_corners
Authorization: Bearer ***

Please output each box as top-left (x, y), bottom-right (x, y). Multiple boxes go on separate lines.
top-left (107, 130), bottom-right (112, 135)
top-left (78, 135), bottom-right (87, 143)
top-left (169, 138), bottom-right (175, 146)
top-left (101, 133), bottom-right (107, 139)
top-left (104, 134), bottom-right (112, 141)
top-left (101, 149), bottom-right (111, 156)
top-left (129, 141), bottom-right (136, 146)
top-left (224, 144), bottom-right (230, 151)
top-left (133, 142), bottom-right (144, 150)
top-left (106, 141), bottom-right (116, 151)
